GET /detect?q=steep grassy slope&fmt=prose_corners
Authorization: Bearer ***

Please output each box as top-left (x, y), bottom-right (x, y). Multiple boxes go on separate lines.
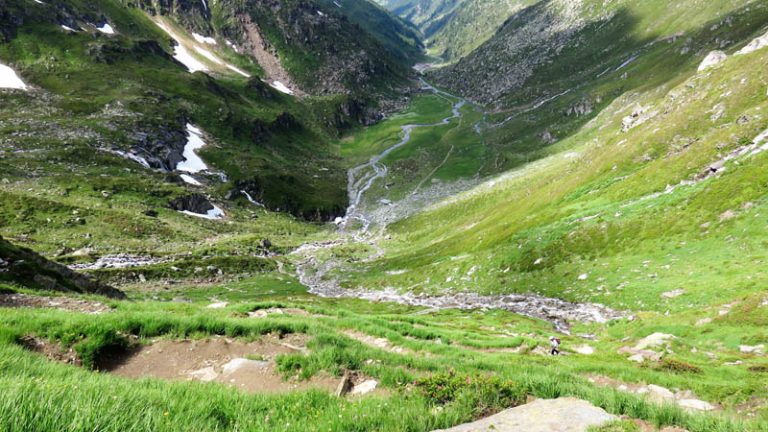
top-left (343, 22), bottom-right (768, 313)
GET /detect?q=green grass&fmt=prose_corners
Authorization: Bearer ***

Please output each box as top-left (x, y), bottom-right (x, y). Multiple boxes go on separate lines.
top-left (1, 287), bottom-right (767, 431)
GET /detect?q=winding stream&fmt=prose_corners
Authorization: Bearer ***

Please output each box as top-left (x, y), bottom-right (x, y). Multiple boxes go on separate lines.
top-left (341, 80), bottom-right (466, 235)
top-left (293, 79), bottom-right (621, 333)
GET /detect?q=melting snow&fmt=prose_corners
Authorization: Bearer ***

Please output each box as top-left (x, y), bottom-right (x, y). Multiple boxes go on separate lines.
top-left (97, 23), bottom-right (115, 34)
top-left (61, 25), bottom-right (78, 32)
top-left (241, 190), bottom-right (264, 207)
top-left (271, 81), bottom-right (293, 95)
top-left (180, 174), bottom-right (202, 186)
top-left (0, 64), bottom-right (28, 90)
top-left (194, 46), bottom-right (223, 64)
top-left (156, 22), bottom-right (208, 73)
top-left (225, 64), bottom-right (250, 78)
top-left (181, 204), bottom-right (225, 220)
top-left (177, 124), bottom-right (209, 173)
top-left (192, 33), bottom-right (217, 45)
top-left (110, 150), bottom-right (150, 168)
top-left (33, 0), bottom-right (45, 4)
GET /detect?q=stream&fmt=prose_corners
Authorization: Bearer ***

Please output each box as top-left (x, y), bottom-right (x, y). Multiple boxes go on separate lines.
top-left (293, 79), bottom-right (621, 333)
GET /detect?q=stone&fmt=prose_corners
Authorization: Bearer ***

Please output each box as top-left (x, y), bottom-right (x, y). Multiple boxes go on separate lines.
top-left (739, 344), bottom-right (765, 354)
top-left (719, 210), bottom-right (737, 221)
top-left (634, 333), bottom-right (676, 350)
top-left (695, 317), bottom-right (712, 327)
top-left (677, 399), bottom-right (716, 411)
top-left (697, 51), bottom-right (727, 71)
top-left (574, 345), bottom-right (595, 355)
top-left (661, 289), bottom-right (685, 299)
top-left (350, 379), bottom-right (378, 395)
top-left (221, 358), bottom-right (268, 375)
top-left (431, 398), bottom-right (616, 432)
top-left (646, 385), bottom-right (675, 404)
top-left (206, 301), bottom-right (228, 309)
top-left (187, 366), bottom-right (217, 382)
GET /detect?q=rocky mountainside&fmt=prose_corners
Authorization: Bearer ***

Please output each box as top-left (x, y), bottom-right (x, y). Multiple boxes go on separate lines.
top-left (0, 0), bottom-right (421, 222)
top-left (374, 0), bottom-right (534, 62)
top-left (0, 236), bottom-right (124, 298)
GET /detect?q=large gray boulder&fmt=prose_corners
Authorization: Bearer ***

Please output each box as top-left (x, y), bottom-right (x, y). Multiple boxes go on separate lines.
top-left (432, 398), bottom-right (616, 432)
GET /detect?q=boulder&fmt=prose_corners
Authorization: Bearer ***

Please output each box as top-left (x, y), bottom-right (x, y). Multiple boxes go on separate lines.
top-left (645, 384), bottom-right (675, 404)
top-left (187, 366), bottom-right (218, 382)
top-left (697, 51), bottom-right (727, 71)
top-left (350, 379), bottom-right (378, 395)
top-left (678, 399), bottom-right (716, 411)
top-left (431, 398), bottom-right (616, 432)
top-left (574, 345), bottom-right (595, 355)
top-left (634, 333), bottom-right (676, 350)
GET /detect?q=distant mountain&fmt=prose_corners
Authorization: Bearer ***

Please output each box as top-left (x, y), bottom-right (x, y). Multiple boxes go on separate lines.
top-left (374, 0), bottom-right (534, 62)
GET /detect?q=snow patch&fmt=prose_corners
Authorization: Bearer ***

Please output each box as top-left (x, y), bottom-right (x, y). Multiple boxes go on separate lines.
top-left (241, 190), bottom-right (264, 207)
top-left (61, 25), bottom-right (78, 32)
top-left (0, 64), bottom-right (28, 90)
top-left (181, 204), bottom-right (225, 220)
top-left (109, 149), bottom-right (150, 168)
top-left (96, 23), bottom-right (115, 34)
top-left (180, 174), bottom-right (202, 186)
top-left (225, 64), bottom-right (250, 78)
top-left (192, 33), bottom-right (217, 45)
top-left (156, 22), bottom-right (208, 73)
top-left (271, 81), bottom-right (294, 95)
top-left (194, 46), bottom-right (223, 65)
top-left (177, 124), bottom-right (209, 173)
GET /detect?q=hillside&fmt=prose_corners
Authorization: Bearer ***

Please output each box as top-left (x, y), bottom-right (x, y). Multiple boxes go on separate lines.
top-left (374, 0), bottom-right (535, 62)
top-left (4, 0), bottom-right (768, 431)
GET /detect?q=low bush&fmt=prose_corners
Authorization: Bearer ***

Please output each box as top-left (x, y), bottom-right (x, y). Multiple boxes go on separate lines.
top-left (411, 370), bottom-right (527, 418)
top-left (658, 358), bottom-right (701, 374)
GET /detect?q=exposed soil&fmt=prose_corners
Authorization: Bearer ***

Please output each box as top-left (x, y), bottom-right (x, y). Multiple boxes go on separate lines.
top-left (0, 293), bottom-right (111, 314)
top-left (343, 330), bottom-right (414, 355)
top-left (19, 335), bottom-right (80, 366)
top-left (247, 307), bottom-right (322, 318)
top-left (104, 335), bottom-right (345, 394)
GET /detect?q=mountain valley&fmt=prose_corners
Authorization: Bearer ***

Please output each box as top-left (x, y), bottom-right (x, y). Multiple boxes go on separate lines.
top-left (2, 0), bottom-right (768, 431)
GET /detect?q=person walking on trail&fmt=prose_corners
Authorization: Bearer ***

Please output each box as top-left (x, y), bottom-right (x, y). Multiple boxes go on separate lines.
top-left (549, 336), bottom-right (561, 355)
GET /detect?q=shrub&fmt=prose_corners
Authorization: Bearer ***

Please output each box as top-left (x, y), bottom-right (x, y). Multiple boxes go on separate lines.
top-left (411, 370), bottom-right (526, 418)
top-left (659, 358), bottom-right (701, 374)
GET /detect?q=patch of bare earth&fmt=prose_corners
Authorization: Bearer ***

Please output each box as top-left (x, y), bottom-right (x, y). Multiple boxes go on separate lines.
top-left (0, 293), bottom-right (111, 314)
top-left (19, 335), bottom-right (80, 365)
top-left (343, 330), bottom-right (415, 355)
top-left (248, 307), bottom-right (325, 319)
top-left (105, 335), bottom-right (342, 394)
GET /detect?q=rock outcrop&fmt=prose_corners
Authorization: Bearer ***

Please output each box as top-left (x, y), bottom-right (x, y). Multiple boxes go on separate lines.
top-left (432, 398), bottom-right (616, 432)
top-left (0, 236), bottom-right (125, 299)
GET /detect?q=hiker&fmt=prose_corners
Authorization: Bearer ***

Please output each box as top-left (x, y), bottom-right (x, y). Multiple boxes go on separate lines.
top-left (549, 336), bottom-right (561, 355)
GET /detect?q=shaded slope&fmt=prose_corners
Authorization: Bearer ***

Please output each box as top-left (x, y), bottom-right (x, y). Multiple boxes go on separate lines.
top-left (0, 236), bottom-right (124, 299)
